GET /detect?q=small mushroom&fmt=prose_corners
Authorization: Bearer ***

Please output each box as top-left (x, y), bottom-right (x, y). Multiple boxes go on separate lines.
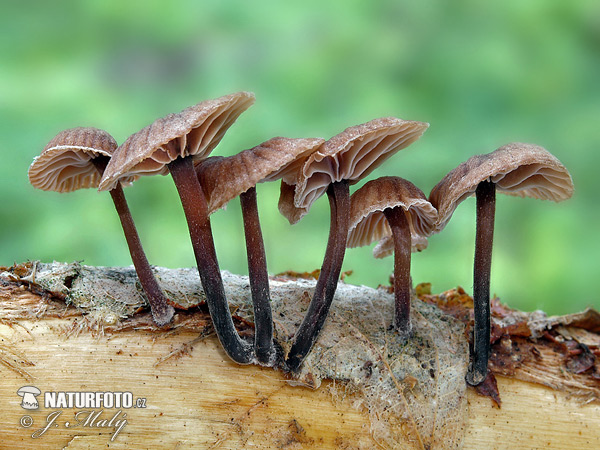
top-left (279, 118), bottom-right (429, 371)
top-left (347, 176), bottom-right (437, 336)
top-left (372, 233), bottom-right (429, 259)
top-left (99, 92), bottom-right (255, 364)
top-left (429, 142), bottom-right (574, 385)
top-left (17, 386), bottom-right (41, 410)
top-left (195, 137), bottom-right (325, 365)
top-left (28, 127), bottom-right (174, 325)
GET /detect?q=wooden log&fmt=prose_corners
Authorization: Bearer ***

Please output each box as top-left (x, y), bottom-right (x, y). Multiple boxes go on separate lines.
top-left (0, 262), bottom-right (598, 449)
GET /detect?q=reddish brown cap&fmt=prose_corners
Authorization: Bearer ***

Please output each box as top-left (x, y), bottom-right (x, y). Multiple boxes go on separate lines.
top-left (278, 181), bottom-right (304, 225)
top-left (372, 233), bottom-right (429, 259)
top-left (429, 143), bottom-right (574, 232)
top-left (195, 137), bottom-right (324, 214)
top-left (278, 117), bottom-right (429, 224)
top-left (28, 127), bottom-right (133, 192)
top-left (99, 92), bottom-right (255, 191)
top-left (347, 176), bottom-right (438, 250)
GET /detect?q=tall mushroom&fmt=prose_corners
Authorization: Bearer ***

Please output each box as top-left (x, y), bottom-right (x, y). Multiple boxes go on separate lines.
top-left (99, 92), bottom-right (256, 364)
top-left (429, 142), bottom-right (574, 385)
top-left (28, 127), bottom-right (175, 325)
top-left (347, 176), bottom-right (438, 337)
top-left (279, 118), bottom-right (429, 371)
top-left (194, 137), bottom-right (325, 365)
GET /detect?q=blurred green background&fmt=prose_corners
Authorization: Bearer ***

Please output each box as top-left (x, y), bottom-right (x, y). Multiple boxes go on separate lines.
top-left (1, 0), bottom-right (598, 315)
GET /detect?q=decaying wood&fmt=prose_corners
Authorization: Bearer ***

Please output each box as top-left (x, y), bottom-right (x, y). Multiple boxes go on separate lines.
top-left (0, 262), bottom-right (598, 449)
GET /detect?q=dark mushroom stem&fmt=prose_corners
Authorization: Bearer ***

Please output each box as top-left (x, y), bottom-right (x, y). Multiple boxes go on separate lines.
top-left (467, 179), bottom-right (496, 385)
top-left (240, 186), bottom-right (274, 365)
top-left (286, 180), bottom-right (350, 371)
top-left (91, 157), bottom-right (174, 326)
top-left (383, 206), bottom-right (412, 336)
top-left (168, 155), bottom-right (253, 364)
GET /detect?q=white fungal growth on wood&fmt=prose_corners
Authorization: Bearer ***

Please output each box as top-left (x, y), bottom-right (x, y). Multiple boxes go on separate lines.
top-left (7, 261), bottom-right (469, 449)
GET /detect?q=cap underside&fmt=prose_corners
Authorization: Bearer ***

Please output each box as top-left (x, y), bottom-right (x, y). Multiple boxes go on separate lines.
top-left (196, 137), bottom-right (324, 214)
top-left (372, 233), bottom-right (429, 259)
top-left (347, 176), bottom-right (437, 248)
top-left (279, 117), bottom-right (429, 224)
top-left (430, 143), bottom-right (574, 232)
top-left (99, 92), bottom-right (255, 191)
top-left (29, 127), bottom-right (125, 192)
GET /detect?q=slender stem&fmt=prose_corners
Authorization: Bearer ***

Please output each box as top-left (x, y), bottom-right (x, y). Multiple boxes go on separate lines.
top-left (240, 186), bottom-right (274, 365)
top-left (467, 179), bottom-right (496, 385)
top-left (109, 184), bottom-right (175, 325)
top-left (286, 180), bottom-right (350, 371)
top-left (168, 156), bottom-right (252, 364)
top-left (383, 206), bottom-right (412, 336)
top-left (91, 157), bottom-right (174, 326)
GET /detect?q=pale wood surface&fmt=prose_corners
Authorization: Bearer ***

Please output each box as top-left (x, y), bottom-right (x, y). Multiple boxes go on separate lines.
top-left (1, 318), bottom-right (599, 450)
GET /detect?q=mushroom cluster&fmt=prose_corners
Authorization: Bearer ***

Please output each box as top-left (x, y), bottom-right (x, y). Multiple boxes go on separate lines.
top-left (28, 92), bottom-right (574, 385)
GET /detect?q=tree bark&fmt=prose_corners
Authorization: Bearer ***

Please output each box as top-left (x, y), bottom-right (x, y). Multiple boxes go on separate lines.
top-left (0, 262), bottom-right (598, 449)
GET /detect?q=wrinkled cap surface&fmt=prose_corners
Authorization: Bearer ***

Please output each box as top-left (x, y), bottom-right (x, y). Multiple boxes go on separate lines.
top-left (99, 92), bottom-right (255, 191)
top-left (429, 143), bottom-right (574, 232)
top-left (195, 137), bottom-right (324, 214)
top-left (28, 127), bottom-right (132, 192)
top-left (373, 233), bottom-right (429, 259)
top-left (347, 176), bottom-right (438, 249)
top-left (278, 117), bottom-right (429, 224)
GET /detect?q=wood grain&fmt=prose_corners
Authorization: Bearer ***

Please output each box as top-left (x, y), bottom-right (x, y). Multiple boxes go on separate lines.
top-left (0, 318), bottom-right (598, 449)
top-left (0, 264), bottom-right (598, 449)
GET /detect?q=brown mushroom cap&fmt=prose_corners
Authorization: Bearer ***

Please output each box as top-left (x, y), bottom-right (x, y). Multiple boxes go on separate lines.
top-left (278, 117), bottom-right (429, 224)
top-left (372, 233), bottom-right (429, 259)
top-left (347, 176), bottom-right (438, 249)
top-left (429, 143), bottom-right (574, 232)
top-left (28, 127), bottom-right (133, 192)
top-left (195, 137), bottom-right (324, 214)
top-left (99, 92), bottom-right (255, 191)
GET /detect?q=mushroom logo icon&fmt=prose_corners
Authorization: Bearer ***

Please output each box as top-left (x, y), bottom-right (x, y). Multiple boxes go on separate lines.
top-left (17, 386), bottom-right (41, 410)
